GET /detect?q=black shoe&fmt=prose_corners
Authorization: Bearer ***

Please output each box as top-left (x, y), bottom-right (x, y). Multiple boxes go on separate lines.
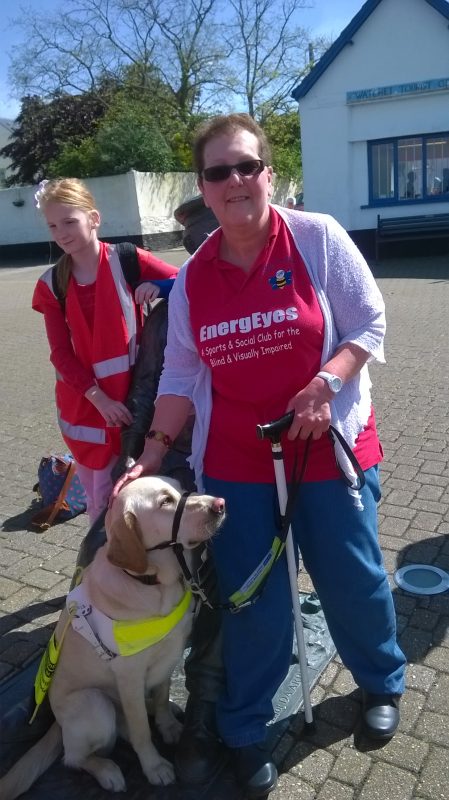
top-left (361, 692), bottom-right (400, 740)
top-left (174, 699), bottom-right (229, 785)
top-left (234, 743), bottom-right (278, 798)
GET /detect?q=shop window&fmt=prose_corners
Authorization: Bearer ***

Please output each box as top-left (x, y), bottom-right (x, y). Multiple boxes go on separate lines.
top-left (371, 142), bottom-right (394, 199)
top-left (368, 133), bottom-right (449, 205)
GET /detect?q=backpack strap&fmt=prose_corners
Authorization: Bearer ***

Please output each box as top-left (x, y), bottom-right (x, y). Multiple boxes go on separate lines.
top-left (52, 265), bottom-right (65, 309)
top-left (51, 242), bottom-right (140, 310)
top-left (115, 242), bottom-right (140, 290)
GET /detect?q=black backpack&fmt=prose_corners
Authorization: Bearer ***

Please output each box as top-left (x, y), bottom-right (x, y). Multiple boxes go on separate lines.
top-left (51, 242), bottom-right (140, 308)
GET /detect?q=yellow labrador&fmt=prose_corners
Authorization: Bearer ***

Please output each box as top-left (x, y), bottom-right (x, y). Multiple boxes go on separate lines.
top-left (0, 476), bottom-right (225, 799)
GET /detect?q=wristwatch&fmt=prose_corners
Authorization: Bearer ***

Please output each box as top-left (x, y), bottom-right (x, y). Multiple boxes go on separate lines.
top-left (316, 371), bottom-right (343, 394)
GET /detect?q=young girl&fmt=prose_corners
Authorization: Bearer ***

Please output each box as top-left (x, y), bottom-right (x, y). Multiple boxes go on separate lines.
top-left (32, 178), bottom-right (178, 523)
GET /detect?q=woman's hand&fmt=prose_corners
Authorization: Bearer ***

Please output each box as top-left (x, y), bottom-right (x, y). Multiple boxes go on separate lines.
top-left (134, 282), bottom-right (160, 305)
top-left (85, 386), bottom-right (133, 426)
top-left (110, 437), bottom-right (167, 501)
top-left (286, 377), bottom-right (332, 441)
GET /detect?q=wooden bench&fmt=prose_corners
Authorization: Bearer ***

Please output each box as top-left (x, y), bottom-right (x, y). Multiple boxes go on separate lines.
top-left (375, 212), bottom-right (449, 262)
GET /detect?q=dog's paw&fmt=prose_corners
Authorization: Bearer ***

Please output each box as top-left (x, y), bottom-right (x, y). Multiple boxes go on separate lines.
top-left (156, 712), bottom-right (183, 745)
top-left (144, 756), bottom-right (175, 785)
top-left (93, 758), bottom-right (127, 792)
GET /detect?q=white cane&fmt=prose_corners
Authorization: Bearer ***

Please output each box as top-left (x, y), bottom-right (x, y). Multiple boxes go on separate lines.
top-left (257, 412), bottom-right (314, 730)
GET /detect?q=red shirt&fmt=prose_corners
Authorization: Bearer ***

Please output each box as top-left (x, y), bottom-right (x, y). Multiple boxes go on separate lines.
top-left (186, 208), bottom-right (382, 483)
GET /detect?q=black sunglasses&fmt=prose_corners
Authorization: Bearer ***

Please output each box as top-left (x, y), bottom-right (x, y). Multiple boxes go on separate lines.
top-left (202, 159), bottom-right (265, 183)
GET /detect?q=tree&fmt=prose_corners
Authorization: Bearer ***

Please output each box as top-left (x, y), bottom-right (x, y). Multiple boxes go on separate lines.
top-left (49, 94), bottom-right (175, 177)
top-left (3, 0), bottom-right (330, 181)
top-left (262, 111), bottom-right (301, 180)
top-left (222, 0), bottom-right (310, 122)
top-left (8, 0), bottom-right (228, 119)
top-left (0, 91), bottom-right (111, 185)
top-left (7, 0), bottom-right (320, 123)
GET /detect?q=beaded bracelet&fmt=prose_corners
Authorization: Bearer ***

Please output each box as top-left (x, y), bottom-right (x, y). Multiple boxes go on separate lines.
top-left (145, 430), bottom-right (173, 448)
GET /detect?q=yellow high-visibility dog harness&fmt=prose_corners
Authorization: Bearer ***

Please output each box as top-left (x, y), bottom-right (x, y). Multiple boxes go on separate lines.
top-left (30, 582), bottom-right (192, 722)
top-left (67, 582), bottom-right (192, 659)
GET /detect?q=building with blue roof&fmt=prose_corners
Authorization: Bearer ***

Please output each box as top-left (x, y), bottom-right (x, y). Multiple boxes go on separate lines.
top-left (292, 0), bottom-right (449, 256)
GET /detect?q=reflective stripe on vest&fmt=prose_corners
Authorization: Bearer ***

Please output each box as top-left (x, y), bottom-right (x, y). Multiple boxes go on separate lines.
top-left (93, 354), bottom-right (131, 380)
top-left (67, 583), bottom-right (192, 658)
top-left (58, 413), bottom-right (106, 445)
top-left (107, 245), bottom-right (138, 368)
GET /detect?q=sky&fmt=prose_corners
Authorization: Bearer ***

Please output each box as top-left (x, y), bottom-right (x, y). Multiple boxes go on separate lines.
top-left (0, 0), bottom-right (364, 120)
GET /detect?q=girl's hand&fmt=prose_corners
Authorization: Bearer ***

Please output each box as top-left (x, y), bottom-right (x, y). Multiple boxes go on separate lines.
top-left (134, 282), bottom-right (160, 305)
top-left (110, 438), bottom-right (166, 501)
top-left (286, 377), bottom-right (332, 441)
top-left (85, 386), bottom-right (133, 426)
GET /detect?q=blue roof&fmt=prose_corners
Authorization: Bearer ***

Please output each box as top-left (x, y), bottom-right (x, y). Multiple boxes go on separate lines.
top-left (292, 0), bottom-right (449, 101)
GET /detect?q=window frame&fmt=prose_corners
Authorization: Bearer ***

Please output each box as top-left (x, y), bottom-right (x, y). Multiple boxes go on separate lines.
top-left (366, 131), bottom-right (449, 208)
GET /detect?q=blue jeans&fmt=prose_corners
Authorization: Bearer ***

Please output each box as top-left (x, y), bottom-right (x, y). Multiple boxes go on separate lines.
top-left (204, 467), bottom-right (406, 747)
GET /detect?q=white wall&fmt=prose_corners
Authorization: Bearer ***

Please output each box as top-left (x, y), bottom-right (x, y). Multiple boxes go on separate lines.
top-left (298, 0), bottom-right (449, 231)
top-left (0, 172), bottom-right (183, 247)
top-left (135, 171), bottom-right (198, 233)
top-left (0, 170), bottom-right (299, 247)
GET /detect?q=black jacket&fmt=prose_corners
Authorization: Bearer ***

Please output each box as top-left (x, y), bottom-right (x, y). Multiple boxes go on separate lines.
top-left (111, 299), bottom-right (194, 489)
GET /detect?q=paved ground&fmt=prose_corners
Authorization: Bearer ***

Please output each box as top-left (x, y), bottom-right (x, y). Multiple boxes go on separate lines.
top-left (0, 251), bottom-right (448, 799)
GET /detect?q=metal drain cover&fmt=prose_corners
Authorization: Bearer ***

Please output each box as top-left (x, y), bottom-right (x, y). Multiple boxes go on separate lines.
top-left (394, 564), bottom-right (449, 595)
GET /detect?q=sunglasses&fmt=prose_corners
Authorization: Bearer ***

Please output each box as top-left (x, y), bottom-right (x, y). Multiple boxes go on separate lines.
top-left (202, 159), bottom-right (265, 183)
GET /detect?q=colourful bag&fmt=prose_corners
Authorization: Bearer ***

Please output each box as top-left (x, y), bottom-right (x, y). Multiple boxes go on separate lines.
top-left (32, 454), bottom-right (87, 530)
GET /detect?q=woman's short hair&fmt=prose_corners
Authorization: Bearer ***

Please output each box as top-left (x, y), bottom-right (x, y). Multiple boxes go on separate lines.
top-left (193, 113), bottom-right (272, 176)
top-left (37, 178), bottom-right (96, 213)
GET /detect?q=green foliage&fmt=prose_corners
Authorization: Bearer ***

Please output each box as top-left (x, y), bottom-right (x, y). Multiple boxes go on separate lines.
top-left (262, 112), bottom-right (301, 181)
top-left (0, 92), bottom-right (109, 185)
top-left (49, 94), bottom-right (175, 177)
top-left (47, 137), bottom-right (99, 179)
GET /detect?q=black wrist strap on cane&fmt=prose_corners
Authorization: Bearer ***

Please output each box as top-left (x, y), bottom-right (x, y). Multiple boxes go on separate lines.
top-left (280, 434), bottom-right (311, 539)
top-left (328, 425), bottom-right (365, 490)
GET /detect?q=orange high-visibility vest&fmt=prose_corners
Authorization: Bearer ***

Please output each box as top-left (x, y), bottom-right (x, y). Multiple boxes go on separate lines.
top-left (39, 244), bottom-right (140, 468)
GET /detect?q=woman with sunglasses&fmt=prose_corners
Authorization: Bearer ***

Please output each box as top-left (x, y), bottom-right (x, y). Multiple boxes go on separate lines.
top-left (115, 113), bottom-right (406, 797)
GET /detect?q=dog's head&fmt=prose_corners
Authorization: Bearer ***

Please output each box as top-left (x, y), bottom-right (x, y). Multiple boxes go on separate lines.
top-left (105, 476), bottom-right (225, 584)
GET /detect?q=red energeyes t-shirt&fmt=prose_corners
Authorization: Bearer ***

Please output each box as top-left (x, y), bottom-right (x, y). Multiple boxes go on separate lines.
top-left (186, 208), bottom-right (382, 483)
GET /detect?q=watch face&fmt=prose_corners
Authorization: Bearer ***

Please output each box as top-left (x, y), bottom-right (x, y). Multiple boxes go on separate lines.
top-left (329, 376), bottom-right (342, 392)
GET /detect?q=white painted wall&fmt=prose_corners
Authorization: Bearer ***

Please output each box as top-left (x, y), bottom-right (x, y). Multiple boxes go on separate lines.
top-left (297, 0), bottom-right (449, 231)
top-left (0, 170), bottom-right (298, 246)
top-left (0, 172), bottom-right (182, 247)
top-left (134, 171), bottom-right (198, 233)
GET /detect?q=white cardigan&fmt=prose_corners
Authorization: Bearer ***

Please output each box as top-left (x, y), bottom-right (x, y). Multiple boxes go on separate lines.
top-left (157, 206), bottom-right (386, 502)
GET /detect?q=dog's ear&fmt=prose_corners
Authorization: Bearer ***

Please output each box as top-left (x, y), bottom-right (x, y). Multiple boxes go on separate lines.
top-left (106, 510), bottom-right (149, 574)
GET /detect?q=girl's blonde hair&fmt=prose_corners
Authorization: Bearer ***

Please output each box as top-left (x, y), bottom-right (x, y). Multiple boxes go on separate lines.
top-left (37, 178), bottom-right (98, 300)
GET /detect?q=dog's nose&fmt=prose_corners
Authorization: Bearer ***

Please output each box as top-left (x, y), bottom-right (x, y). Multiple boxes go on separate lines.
top-left (212, 497), bottom-right (225, 515)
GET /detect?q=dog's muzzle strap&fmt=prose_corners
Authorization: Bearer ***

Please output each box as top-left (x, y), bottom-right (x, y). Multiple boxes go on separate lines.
top-left (171, 491), bottom-right (191, 542)
top-left (145, 492), bottom-right (196, 589)
top-left (144, 491), bottom-right (219, 611)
